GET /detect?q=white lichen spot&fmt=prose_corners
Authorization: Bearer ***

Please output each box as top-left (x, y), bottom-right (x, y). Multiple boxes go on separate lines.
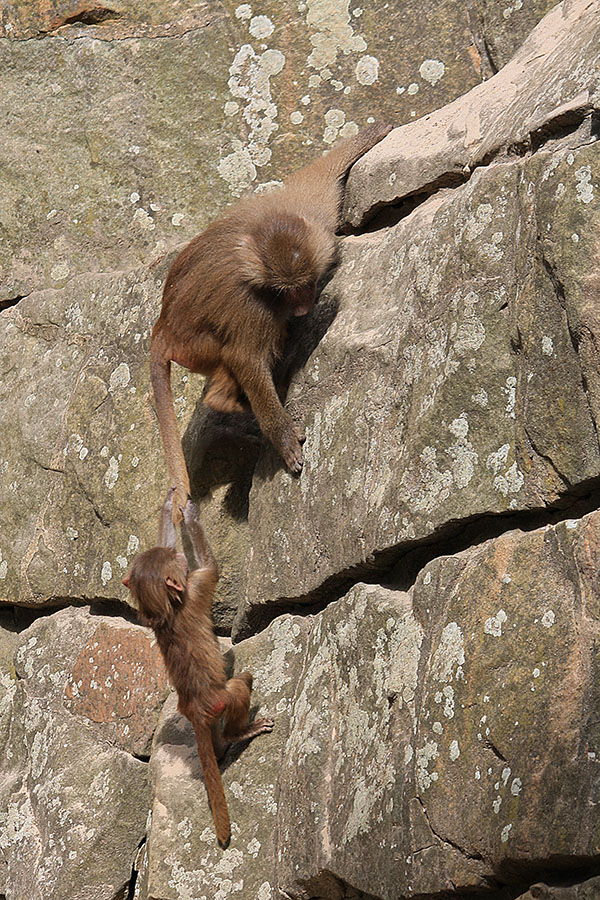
top-left (575, 165), bottom-right (594, 204)
top-left (127, 535), bottom-right (140, 555)
top-left (0, 550), bottom-right (7, 580)
top-left (541, 336), bottom-right (554, 356)
top-left (501, 823), bottom-right (512, 842)
top-left (101, 561), bottom-right (113, 585)
top-left (116, 555), bottom-right (128, 569)
top-left (541, 610), bottom-right (555, 628)
top-left (109, 362), bottom-right (131, 392)
top-left (305, 0), bottom-right (366, 72)
top-left (247, 837), bottom-right (261, 857)
top-left (355, 55), bottom-right (379, 85)
top-left (130, 191), bottom-right (140, 203)
top-left (171, 213), bottom-right (185, 226)
top-left (50, 262), bottom-right (69, 281)
top-left (511, 777), bottom-right (522, 795)
top-left (104, 457), bottom-right (119, 490)
top-left (572, 233), bottom-right (580, 243)
top-left (416, 741), bottom-right (439, 791)
top-left (449, 740), bottom-right (460, 760)
top-left (447, 413), bottom-right (478, 488)
top-left (433, 721), bottom-right (443, 735)
top-left (235, 4), bottom-right (252, 19)
top-left (486, 443), bottom-right (510, 475)
top-left (484, 609), bottom-right (507, 637)
top-left (325, 107), bottom-right (345, 128)
top-left (219, 45), bottom-right (285, 193)
top-left (257, 882), bottom-right (273, 900)
top-left (471, 388), bottom-right (488, 407)
top-left (90, 769), bottom-right (112, 801)
top-left (430, 623), bottom-right (465, 683)
top-left (407, 82), bottom-right (419, 95)
top-left (290, 110), bottom-right (304, 124)
top-left (404, 745), bottom-right (414, 764)
top-left (465, 203), bottom-right (493, 241)
top-left (249, 14), bottom-right (274, 38)
top-left (133, 208), bottom-right (155, 230)
top-left (340, 121), bottom-right (359, 138)
top-left (503, 376), bottom-right (517, 417)
top-left (419, 58), bottom-right (445, 86)
top-left (494, 461), bottom-right (524, 497)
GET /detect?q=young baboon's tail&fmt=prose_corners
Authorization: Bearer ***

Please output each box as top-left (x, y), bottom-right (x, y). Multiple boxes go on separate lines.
top-left (194, 720), bottom-right (230, 846)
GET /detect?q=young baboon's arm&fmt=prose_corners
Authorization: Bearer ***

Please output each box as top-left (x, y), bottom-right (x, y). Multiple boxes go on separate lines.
top-left (158, 488), bottom-right (178, 549)
top-left (182, 500), bottom-right (217, 574)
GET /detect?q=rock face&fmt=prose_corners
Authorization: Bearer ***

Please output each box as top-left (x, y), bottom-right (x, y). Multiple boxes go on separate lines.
top-left (0, 608), bottom-right (161, 900)
top-left (2, 1), bottom-right (600, 899)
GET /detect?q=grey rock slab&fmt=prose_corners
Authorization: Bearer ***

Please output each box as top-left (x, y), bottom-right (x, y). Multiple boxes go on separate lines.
top-left (0, 607), bottom-right (153, 900)
top-left (235, 139), bottom-right (600, 635)
top-left (0, 263), bottom-right (193, 608)
top-left (0, 260), bottom-right (271, 627)
top-left (279, 510), bottom-right (600, 897)
top-left (470, 0), bottom-right (558, 71)
top-left (0, 0), bottom-right (492, 302)
top-left (343, 0), bottom-right (600, 228)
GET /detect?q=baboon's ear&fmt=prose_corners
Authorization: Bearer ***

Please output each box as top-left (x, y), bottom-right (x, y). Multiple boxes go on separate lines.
top-left (165, 575), bottom-right (184, 593)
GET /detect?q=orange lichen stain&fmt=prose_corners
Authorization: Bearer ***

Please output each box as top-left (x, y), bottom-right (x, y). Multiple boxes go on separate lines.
top-left (63, 622), bottom-right (170, 753)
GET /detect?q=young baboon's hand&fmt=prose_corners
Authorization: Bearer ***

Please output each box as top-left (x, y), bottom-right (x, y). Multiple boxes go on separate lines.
top-left (171, 484), bottom-right (188, 525)
top-left (181, 498), bottom-right (199, 524)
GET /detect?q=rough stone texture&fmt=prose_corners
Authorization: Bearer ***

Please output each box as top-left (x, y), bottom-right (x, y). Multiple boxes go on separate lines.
top-left (344, 0), bottom-right (600, 228)
top-left (0, 256), bottom-right (259, 627)
top-left (0, 608), bottom-right (155, 900)
top-left (0, 261), bottom-right (191, 609)
top-left (470, 0), bottom-right (558, 71)
top-left (0, 0), bottom-right (537, 629)
top-left (0, 0), bottom-right (504, 304)
top-left (136, 508), bottom-right (600, 899)
top-left (1, 2), bottom-right (600, 898)
top-left (236, 113), bottom-right (600, 637)
top-left (516, 877), bottom-right (600, 899)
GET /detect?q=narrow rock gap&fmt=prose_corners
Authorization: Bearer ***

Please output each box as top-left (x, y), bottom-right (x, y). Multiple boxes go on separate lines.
top-left (415, 796), bottom-right (487, 864)
top-left (235, 480), bottom-right (600, 640)
top-left (537, 243), bottom-right (600, 446)
top-left (125, 836), bottom-right (145, 900)
top-left (484, 738), bottom-right (507, 763)
top-left (354, 111), bottom-right (596, 236)
top-left (0, 295), bottom-right (27, 311)
top-left (72, 467), bottom-right (111, 528)
top-left (38, 6), bottom-right (120, 36)
top-left (466, 7), bottom-right (499, 78)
